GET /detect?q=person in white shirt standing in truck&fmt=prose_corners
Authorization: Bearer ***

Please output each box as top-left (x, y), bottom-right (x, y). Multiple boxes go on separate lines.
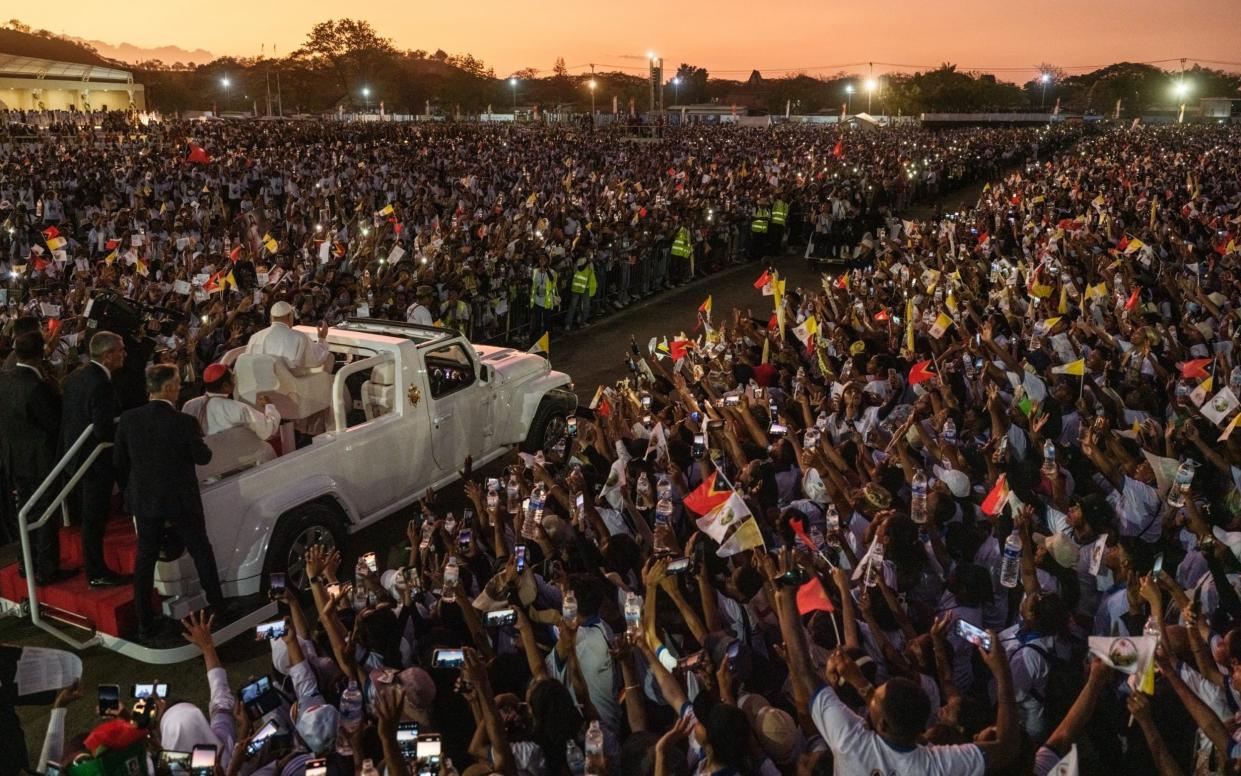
top-left (245, 301), bottom-right (332, 374)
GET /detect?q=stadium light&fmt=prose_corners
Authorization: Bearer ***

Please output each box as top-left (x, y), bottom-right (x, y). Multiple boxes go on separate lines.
top-left (864, 78), bottom-right (877, 92)
top-left (220, 77), bottom-right (231, 88)
top-left (1040, 73), bottom-right (1051, 84)
top-left (1174, 81), bottom-right (1190, 98)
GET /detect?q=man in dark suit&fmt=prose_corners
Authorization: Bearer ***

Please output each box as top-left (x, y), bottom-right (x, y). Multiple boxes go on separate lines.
top-left (114, 364), bottom-right (223, 640)
top-left (0, 332), bottom-right (66, 583)
top-left (61, 331), bottom-right (128, 587)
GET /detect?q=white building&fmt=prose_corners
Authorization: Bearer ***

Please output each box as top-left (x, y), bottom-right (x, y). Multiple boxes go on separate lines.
top-left (0, 53), bottom-right (145, 111)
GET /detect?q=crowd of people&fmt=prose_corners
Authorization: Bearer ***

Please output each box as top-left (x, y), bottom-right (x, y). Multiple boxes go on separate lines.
top-left (6, 114), bottom-right (1241, 776)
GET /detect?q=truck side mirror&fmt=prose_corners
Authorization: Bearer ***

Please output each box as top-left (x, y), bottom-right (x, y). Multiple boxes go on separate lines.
top-left (480, 365), bottom-right (493, 383)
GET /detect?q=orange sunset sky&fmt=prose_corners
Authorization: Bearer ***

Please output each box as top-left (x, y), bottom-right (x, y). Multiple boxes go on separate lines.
top-left (19, 0), bottom-right (1241, 80)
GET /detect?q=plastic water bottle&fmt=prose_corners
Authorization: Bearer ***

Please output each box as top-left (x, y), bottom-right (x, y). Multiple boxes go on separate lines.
top-left (523, 486), bottom-right (544, 540)
top-left (562, 590), bottom-right (578, 625)
top-left (1167, 461), bottom-right (1194, 508)
top-left (911, 471), bottom-right (928, 524)
top-left (637, 472), bottom-right (651, 508)
top-left (864, 542), bottom-right (884, 588)
top-left (942, 418), bottom-right (957, 447)
top-left (586, 720), bottom-right (604, 756)
top-left (962, 352), bottom-right (976, 379)
top-left (442, 557), bottom-right (459, 601)
top-left (337, 680), bottom-right (363, 755)
top-left (624, 591), bottom-right (642, 635)
top-left (1000, 533), bottom-right (1022, 588)
top-left (565, 741), bottom-right (586, 776)
top-left (825, 504), bottom-right (841, 548)
top-left (507, 475), bottom-right (521, 514)
top-left (1042, 440), bottom-right (1057, 477)
top-left (1144, 615), bottom-right (1161, 643)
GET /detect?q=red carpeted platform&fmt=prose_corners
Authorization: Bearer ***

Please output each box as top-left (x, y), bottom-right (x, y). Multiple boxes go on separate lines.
top-left (0, 515), bottom-right (155, 637)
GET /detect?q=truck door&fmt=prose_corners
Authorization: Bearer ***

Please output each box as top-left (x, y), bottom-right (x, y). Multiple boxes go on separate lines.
top-left (424, 341), bottom-right (486, 473)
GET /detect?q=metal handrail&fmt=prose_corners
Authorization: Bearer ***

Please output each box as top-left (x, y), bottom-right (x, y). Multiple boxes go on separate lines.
top-left (16, 423), bottom-right (110, 650)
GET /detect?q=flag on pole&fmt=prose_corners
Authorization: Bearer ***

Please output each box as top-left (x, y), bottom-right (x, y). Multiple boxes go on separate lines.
top-left (793, 315), bottom-right (818, 346)
top-left (186, 142), bottom-right (213, 164)
top-left (908, 359), bottom-right (935, 385)
top-left (981, 475), bottom-right (1011, 517)
top-left (1190, 375), bottom-right (1214, 407)
top-left (529, 331), bottom-right (550, 356)
top-left (1181, 358), bottom-right (1212, 380)
top-left (696, 491), bottom-right (748, 542)
top-left (1124, 286), bottom-right (1140, 311)
top-left (698, 295), bottom-right (712, 317)
top-left (1058, 283), bottom-right (1069, 314)
top-left (262, 233), bottom-right (279, 253)
top-left (753, 269), bottom-right (771, 291)
top-left (1124, 237), bottom-right (1145, 255)
top-left (832, 139), bottom-right (843, 158)
top-left (377, 204), bottom-right (394, 217)
top-left (929, 312), bottom-right (953, 339)
top-left (684, 471), bottom-right (731, 515)
top-left (1052, 359), bottom-right (1085, 376)
top-left (718, 515), bottom-right (765, 557)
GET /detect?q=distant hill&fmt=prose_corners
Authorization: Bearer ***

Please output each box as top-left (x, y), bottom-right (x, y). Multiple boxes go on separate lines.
top-left (0, 27), bottom-right (121, 68)
top-left (66, 36), bottom-right (215, 67)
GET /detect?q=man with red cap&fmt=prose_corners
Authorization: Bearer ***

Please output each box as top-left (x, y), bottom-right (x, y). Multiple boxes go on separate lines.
top-left (182, 363), bottom-right (280, 442)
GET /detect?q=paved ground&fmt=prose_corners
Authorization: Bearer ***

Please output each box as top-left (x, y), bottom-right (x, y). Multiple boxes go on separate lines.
top-left (2, 178), bottom-right (992, 759)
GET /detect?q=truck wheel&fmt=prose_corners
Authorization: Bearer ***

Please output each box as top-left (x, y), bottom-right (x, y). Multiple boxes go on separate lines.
top-left (267, 502), bottom-right (346, 591)
top-left (523, 401), bottom-right (567, 453)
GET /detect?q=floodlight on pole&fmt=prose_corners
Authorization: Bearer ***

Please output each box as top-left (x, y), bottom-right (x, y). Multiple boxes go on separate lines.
top-left (509, 78), bottom-right (518, 114)
top-left (672, 76), bottom-right (680, 106)
top-left (361, 86), bottom-right (371, 112)
top-left (221, 76), bottom-right (231, 110)
top-left (845, 83), bottom-right (854, 113)
top-left (1039, 72), bottom-right (1051, 108)
top-left (589, 78), bottom-right (597, 114)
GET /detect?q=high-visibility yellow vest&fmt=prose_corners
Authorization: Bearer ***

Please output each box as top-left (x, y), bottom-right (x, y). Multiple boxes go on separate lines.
top-left (530, 269), bottom-right (558, 308)
top-left (751, 207), bottom-right (770, 233)
top-left (771, 200), bottom-right (789, 226)
top-left (671, 227), bottom-right (693, 258)
top-left (571, 265), bottom-right (597, 296)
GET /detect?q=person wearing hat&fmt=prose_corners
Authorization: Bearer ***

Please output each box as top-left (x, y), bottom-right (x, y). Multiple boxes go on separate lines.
top-left (245, 301), bottom-right (332, 373)
top-left (405, 286), bottom-right (435, 326)
top-left (181, 363), bottom-right (280, 457)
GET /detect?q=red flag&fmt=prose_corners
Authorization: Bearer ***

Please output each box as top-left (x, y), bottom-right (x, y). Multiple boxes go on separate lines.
top-left (41, 226), bottom-right (60, 240)
top-left (1181, 358), bottom-right (1212, 380)
top-left (873, 309), bottom-right (891, 322)
top-left (1117, 235), bottom-right (1130, 253)
top-left (683, 471), bottom-right (731, 516)
top-left (229, 245), bottom-right (242, 261)
top-left (669, 338), bottom-right (691, 361)
top-left (797, 577), bottom-right (835, 615)
top-left (105, 238), bottom-right (121, 250)
top-left (832, 139), bottom-right (843, 158)
top-left (976, 231), bottom-right (990, 248)
top-left (908, 359), bottom-right (936, 385)
top-left (834, 274), bottom-right (848, 290)
top-left (981, 475), bottom-right (1010, 517)
top-left (767, 314), bottom-right (779, 332)
top-left (186, 142), bottom-right (213, 164)
top-left (753, 269), bottom-right (771, 290)
top-left (1125, 286), bottom-right (1140, 311)
top-left (32, 255), bottom-right (50, 272)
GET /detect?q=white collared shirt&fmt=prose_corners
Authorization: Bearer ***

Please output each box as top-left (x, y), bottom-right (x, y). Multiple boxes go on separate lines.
top-left (182, 392), bottom-right (281, 439)
top-left (90, 359), bottom-right (111, 380)
top-left (15, 362), bottom-right (43, 380)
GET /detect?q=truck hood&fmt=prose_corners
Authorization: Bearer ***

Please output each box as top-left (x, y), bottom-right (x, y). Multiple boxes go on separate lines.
top-left (473, 345), bottom-right (566, 386)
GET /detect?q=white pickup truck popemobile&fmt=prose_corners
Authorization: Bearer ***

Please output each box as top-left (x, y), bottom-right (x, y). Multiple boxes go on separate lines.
top-left (189, 318), bottom-right (577, 595)
top-left (2, 319), bottom-right (575, 661)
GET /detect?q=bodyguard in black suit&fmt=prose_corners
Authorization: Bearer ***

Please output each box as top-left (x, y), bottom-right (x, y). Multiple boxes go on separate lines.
top-left (0, 332), bottom-right (64, 582)
top-left (60, 331), bottom-right (128, 586)
top-left (114, 364), bottom-right (223, 639)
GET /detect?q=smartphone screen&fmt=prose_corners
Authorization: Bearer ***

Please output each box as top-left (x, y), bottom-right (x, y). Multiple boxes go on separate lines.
top-left (190, 745), bottom-right (217, 776)
top-left (255, 619), bottom-right (287, 640)
top-left (666, 557), bottom-right (691, 574)
top-left (246, 719), bottom-right (279, 755)
top-left (955, 619), bottom-right (993, 651)
top-left (268, 572), bottom-right (286, 599)
top-left (515, 545), bottom-right (527, 573)
top-left (97, 684), bottom-right (119, 715)
top-left (362, 552), bottom-right (378, 573)
top-left (397, 721), bottom-right (419, 757)
top-left (575, 493), bottom-right (585, 511)
top-left (485, 608), bottom-right (517, 627)
top-left (432, 648), bottom-right (465, 668)
top-left (1153, 553), bottom-right (1164, 575)
top-left (305, 758), bottom-right (328, 776)
top-left (160, 751), bottom-right (190, 772)
top-left (458, 528), bottom-right (473, 547)
top-left (132, 682), bottom-right (168, 699)
top-left (769, 423), bottom-right (788, 437)
top-left (416, 734), bottom-right (442, 763)
top-left (726, 641), bottom-right (740, 672)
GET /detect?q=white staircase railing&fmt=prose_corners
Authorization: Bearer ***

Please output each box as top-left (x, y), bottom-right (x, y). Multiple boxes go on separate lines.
top-left (16, 423), bottom-right (110, 650)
